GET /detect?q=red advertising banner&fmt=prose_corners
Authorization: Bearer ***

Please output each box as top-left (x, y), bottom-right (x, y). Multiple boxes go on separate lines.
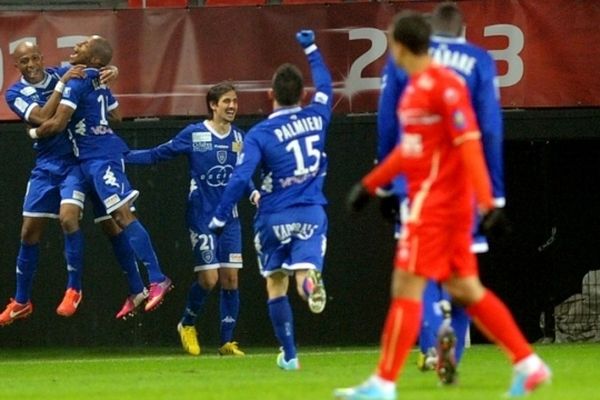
top-left (0, 1), bottom-right (598, 120)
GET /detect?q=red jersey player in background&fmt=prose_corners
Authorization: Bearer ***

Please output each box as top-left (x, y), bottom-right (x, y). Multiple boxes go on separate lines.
top-left (336, 10), bottom-right (550, 400)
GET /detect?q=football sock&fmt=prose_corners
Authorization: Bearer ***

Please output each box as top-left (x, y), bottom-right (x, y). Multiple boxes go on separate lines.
top-left (419, 281), bottom-right (443, 353)
top-left (14, 242), bottom-right (39, 304)
top-left (123, 220), bottom-right (164, 283)
top-left (268, 296), bottom-right (296, 361)
top-left (181, 282), bottom-right (209, 326)
top-left (451, 304), bottom-right (470, 362)
top-left (466, 290), bottom-right (533, 363)
top-left (110, 231), bottom-right (145, 295)
top-left (220, 288), bottom-right (240, 344)
top-left (64, 230), bottom-right (84, 291)
top-left (377, 298), bottom-right (422, 382)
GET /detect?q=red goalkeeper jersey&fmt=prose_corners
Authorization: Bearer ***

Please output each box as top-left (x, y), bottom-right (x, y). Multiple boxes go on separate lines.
top-left (364, 63), bottom-right (493, 228)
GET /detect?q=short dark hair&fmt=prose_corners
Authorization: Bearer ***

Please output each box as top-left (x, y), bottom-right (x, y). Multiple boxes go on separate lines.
top-left (391, 10), bottom-right (431, 55)
top-left (206, 82), bottom-right (236, 119)
top-left (89, 36), bottom-right (112, 67)
top-left (272, 63), bottom-right (304, 106)
top-left (431, 2), bottom-right (463, 37)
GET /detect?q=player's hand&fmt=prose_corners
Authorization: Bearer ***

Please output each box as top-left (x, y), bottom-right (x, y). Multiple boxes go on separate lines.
top-left (347, 182), bottom-right (371, 213)
top-left (480, 208), bottom-right (511, 240)
top-left (61, 64), bottom-right (86, 83)
top-left (208, 217), bottom-right (226, 236)
top-left (100, 65), bottom-right (119, 86)
top-left (378, 193), bottom-right (401, 224)
top-left (249, 190), bottom-right (261, 207)
top-left (296, 30), bottom-right (315, 49)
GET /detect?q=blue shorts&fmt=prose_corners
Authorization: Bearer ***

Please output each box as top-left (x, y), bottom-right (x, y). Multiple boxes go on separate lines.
top-left (188, 208), bottom-right (243, 271)
top-left (22, 158), bottom-right (86, 218)
top-left (253, 205), bottom-right (328, 277)
top-left (79, 157), bottom-right (139, 215)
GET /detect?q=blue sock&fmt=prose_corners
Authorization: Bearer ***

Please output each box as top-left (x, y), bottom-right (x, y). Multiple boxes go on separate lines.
top-left (419, 281), bottom-right (443, 353)
top-left (122, 220), bottom-right (165, 283)
top-left (64, 230), bottom-right (84, 291)
top-left (181, 282), bottom-right (209, 326)
top-left (110, 232), bottom-right (145, 294)
top-left (268, 296), bottom-right (296, 361)
top-left (220, 288), bottom-right (240, 344)
top-left (15, 242), bottom-right (39, 303)
top-left (451, 305), bottom-right (470, 362)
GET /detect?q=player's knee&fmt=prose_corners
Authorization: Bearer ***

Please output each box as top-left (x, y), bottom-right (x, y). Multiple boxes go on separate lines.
top-left (197, 271), bottom-right (218, 290)
top-left (219, 273), bottom-right (238, 290)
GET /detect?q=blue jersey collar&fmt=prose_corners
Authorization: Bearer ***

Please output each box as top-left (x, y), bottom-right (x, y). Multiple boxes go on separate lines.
top-left (21, 71), bottom-right (53, 89)
top-left (269, 106), bottom-right (302, 119)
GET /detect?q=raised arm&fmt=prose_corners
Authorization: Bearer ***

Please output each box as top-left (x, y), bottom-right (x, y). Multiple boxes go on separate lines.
top-left (296, 30), bottom-right (333, 110)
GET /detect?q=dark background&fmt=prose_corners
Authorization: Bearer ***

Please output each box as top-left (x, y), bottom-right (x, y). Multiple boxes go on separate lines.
top-left (0, 108), bottom-right (599, 349)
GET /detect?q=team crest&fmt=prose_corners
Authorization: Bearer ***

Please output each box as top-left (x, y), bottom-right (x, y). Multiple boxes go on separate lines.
top-left (201, 250), bottom-right (214, 264)
top-left (216, 150), bottom-right (228, 164)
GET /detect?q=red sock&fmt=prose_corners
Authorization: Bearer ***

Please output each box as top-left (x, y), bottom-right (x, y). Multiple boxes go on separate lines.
top-left (376, 298), bottom-right (422, 381)
top-left (467, 290), bottom-right (533, 363)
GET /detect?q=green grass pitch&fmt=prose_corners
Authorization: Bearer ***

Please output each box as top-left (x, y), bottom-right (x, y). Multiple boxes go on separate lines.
top-left (0, 343), bottom-right (596, 399)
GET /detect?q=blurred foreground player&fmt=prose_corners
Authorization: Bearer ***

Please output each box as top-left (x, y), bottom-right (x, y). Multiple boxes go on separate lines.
top-left (337, 11), bottom-right (550, 399)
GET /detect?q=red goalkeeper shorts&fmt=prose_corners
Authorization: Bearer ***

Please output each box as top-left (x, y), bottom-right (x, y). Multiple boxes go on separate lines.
top-left (394, 223), bottom-right (478, 281)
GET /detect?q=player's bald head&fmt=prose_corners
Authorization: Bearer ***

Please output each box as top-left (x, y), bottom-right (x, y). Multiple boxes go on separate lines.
top-left (12, 41), bottom-right (41, 62)
top-left (88, 35), bottom-right (112, 67)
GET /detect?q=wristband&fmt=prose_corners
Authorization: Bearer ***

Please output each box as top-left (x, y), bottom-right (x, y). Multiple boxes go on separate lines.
top-left (54, 81), bottom-right (65, 94)
top-left (304, 44), bottom-right (317, 55)
top-left (28, 128), bottom-right (39, 139)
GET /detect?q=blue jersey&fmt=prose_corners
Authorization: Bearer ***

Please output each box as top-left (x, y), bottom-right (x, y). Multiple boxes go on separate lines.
top-left (5, 66), bottom-right (74, 161)
top-left (60, 68), bottom-right (128, 160)
top-left (214, 47), bottom-right (332, 222)
top-left (378, 35), bottom-right (505, 204)
top-left (126, 121), bottom-right (254, 222)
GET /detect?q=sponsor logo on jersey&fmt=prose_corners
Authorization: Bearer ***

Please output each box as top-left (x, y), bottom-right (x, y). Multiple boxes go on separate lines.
top-left (103, 194), bottom-right (121, 209)
top-left (72, 190), bottom-right (86, 202)
top-left (453, 110), bottom-right (466, 129)
top-left (216, 150), bottom-right (228, 164)
top-left (229, 253), bottom-right (242, 263)
top-left (231, 141), bottom-right (242, 153)
top-left (192, 131), bottom-right (212, 152)
top-left (103, 166), bottom-right (120, 188)
top-left (273, 223), bottom-right (319, 243)
top-left (314, 91), bottom-right (329, 105)
top-left (14, 97), bottom-right (30, 114)
top-left (20, 86), bottom-right (36, 96)
top-left (203, 165), bottom-right (233, 187)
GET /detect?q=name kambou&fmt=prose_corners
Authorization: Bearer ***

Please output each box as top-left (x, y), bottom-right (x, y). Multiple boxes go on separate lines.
top-left (274, 116), bottom-right (323, 142)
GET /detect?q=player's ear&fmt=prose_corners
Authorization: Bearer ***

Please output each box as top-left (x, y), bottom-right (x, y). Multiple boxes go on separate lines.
top-left (301, 88), bottom-right (308, 102)
top-left (268, 89), bottom-right (274, 101)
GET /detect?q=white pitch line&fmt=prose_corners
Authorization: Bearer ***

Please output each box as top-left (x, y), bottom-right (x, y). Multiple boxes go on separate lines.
top-left (0, 348), bottom-right (383, 366)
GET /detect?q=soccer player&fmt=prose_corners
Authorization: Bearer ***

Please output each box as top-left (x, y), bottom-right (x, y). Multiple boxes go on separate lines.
top-left (0, 41), bottom-right (131, 324)
top-left (337, 11), bottom-right (550, 399)
top-left (208, 30), bottom-right (331, 370)
top-left (29, 35), bottom-right (173, 313)
top-left (377, 1), bottom-right (505, 383)
top-left (126, 83), bottom-right (259, 356)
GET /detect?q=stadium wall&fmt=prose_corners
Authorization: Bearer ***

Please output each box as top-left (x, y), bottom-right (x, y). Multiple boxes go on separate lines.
top-left (0, 108), bottom-right (599, 348)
